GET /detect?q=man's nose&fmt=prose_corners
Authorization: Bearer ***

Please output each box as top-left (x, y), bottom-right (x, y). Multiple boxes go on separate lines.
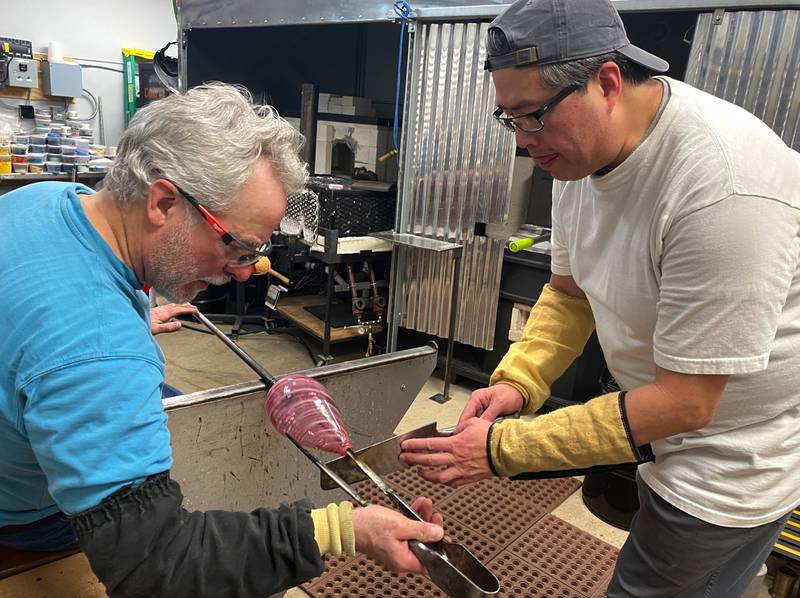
top-left (225, 264), bottom-right (252, 282)
top-left (515, 128), bottom-right (539, 151)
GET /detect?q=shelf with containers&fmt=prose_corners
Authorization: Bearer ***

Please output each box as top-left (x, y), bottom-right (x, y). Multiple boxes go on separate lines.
top-left (0, 105), bottom-right (115, 178)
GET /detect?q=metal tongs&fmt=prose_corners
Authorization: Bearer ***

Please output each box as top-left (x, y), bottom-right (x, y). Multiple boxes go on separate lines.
top-left (193, 311), bottom-right (499, 597)
top-left (289, 436), bottom-right (500, 598)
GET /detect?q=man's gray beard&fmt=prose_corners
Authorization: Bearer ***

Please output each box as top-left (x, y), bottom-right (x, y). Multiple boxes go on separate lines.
top-left (146, 219), bottom-right (232, 303)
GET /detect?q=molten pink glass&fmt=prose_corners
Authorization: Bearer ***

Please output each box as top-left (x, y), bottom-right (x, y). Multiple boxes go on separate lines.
top-left (265, 374), bottom-right (353, 455)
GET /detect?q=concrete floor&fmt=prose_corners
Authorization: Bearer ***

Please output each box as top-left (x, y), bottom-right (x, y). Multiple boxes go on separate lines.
top-left (0, 322), bottom-right (775, 597)
top-left (157, 320), bottom-right (320, 392)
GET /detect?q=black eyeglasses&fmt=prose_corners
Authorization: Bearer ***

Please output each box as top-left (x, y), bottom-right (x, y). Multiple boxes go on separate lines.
top-left (166, 179), bottom-right (272, 267)
top-left (493, 85), bottom-right (581, 133)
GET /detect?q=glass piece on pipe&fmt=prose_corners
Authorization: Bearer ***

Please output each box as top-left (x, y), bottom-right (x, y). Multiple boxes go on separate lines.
top-left (266, 374), bottom-right (352, 455)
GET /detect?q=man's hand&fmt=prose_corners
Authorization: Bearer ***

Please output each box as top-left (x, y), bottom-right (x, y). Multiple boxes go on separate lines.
top-left (458, 384), bottom-right (524, 425)
top-left (150, 303), bottom-right (198, 335)
top-left (400, 418), bottom-right (494, 487)
top-left (351, 497), bottom-right (444, 575)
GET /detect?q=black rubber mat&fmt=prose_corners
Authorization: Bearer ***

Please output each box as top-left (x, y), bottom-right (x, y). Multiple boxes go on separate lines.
top-left (301, 467), bottom-right (618, 597)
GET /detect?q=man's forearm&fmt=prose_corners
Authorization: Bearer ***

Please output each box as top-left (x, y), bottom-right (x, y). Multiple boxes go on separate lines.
top-left (489, 369), bottom-right (728, 477)
top-left (489, 391), bottom-right (652, 477)
top-left (490, 283), bottom-right (595, 413)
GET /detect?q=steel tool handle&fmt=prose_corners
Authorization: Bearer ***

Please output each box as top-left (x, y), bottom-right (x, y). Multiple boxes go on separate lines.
top-left (193, 312), bottom-right (277, 385)
top-left (287, 435), bottom-right (368, 507)
top-left (291, 433), bottom-right (499, 595)
top-left (346, 451), bottom-right (500, 597)
top-left (198, 312), bottom-right (500, 597)
top-left (359, 474), bottom-right (502, 598)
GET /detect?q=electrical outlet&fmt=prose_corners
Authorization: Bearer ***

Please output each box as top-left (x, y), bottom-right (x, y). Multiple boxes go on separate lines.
top-left (8, 57), bottom-right (38, 89)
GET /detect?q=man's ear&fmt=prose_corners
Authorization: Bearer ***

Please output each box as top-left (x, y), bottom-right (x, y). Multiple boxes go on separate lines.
top-left (146, 179), bottom-right (181, 227)
top-left (595, 61), bottom-right (623, 113)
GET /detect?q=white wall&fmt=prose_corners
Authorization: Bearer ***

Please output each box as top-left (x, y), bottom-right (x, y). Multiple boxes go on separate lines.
top-left (1, 0), bottom-right (178, 145)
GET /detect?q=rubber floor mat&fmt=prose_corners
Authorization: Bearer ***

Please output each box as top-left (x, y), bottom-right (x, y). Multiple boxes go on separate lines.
top-left (301, 467), bottom-right (618, 597)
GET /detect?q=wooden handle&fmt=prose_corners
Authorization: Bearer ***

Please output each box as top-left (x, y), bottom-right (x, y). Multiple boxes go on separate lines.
top-left (269, 268), bottom-right (290, 285)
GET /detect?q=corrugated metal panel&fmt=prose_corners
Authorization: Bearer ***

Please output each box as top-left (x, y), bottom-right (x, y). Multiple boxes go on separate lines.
top-left (397, 22), bottom-right (515, 349)
top-left (397, 236), bottom-right (506, 347)
top-left (685, 9), bottom-right (800, 150)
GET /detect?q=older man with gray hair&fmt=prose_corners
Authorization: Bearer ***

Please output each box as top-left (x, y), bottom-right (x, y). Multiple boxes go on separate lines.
top-left (0, 82), bottom-right (443, 597)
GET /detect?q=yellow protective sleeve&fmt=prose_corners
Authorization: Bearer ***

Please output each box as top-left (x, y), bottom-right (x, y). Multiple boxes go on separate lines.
top-left (490, 283), bottom-right (595, 414)
top-left (489, 392), bottom-right (638, 477)
top-left (310, 501), bottom-right (356, 557)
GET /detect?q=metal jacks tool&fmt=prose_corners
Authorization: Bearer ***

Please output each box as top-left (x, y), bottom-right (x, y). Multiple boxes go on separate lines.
top-left (295, 437), bottom-right (500, 598)
top-left (194, 311), bottom-right (500, 597)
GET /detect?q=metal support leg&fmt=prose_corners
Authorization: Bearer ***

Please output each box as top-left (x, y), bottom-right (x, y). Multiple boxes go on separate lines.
top-left (299, 83), bottom-right (318, 173)
top-left (319, 264), bottom-right (335, 366)
top-left (429, 251), bottom-right (461, 404)
top-left (231, 281), bottom-right (246, 339)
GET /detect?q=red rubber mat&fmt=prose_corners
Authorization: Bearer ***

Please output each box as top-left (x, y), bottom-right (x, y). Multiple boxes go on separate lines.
top-left (505, 515), bottom-right (617, 596)
top-left (301, 467), bottom-right (618, 597)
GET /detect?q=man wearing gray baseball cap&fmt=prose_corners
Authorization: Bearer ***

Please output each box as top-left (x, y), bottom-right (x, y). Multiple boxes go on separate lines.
top-left (400, 0), bottom-right (800, 596)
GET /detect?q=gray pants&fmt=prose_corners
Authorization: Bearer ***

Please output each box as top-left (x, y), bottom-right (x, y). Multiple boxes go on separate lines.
top-left (608, 475), bottom-right (792, 598)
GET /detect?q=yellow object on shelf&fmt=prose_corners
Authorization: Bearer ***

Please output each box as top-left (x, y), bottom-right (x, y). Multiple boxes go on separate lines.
top-left (508, 237), bottom-right (535, 252)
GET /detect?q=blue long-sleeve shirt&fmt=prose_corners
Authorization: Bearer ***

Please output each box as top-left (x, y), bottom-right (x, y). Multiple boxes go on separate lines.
top-left (0, 182), bottom-right (172, 525)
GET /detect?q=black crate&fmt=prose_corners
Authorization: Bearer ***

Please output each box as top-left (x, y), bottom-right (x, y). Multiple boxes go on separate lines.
top-left (307, 177), bottom-right (397, 237)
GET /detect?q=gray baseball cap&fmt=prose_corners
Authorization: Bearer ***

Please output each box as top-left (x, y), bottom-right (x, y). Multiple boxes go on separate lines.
top-left (484, 0), bottom-right (669, 73)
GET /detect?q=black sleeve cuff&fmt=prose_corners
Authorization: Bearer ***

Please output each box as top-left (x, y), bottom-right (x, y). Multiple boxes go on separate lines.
top-left (70, 471), bottom-right (323, 598)
top-left (618, 391), bottom-right (655, 463)
top-left (486, 422), bottom-right (502, 476)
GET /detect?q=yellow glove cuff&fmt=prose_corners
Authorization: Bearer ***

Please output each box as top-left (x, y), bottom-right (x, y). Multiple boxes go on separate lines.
top-left (311, 501), bottom-right (356, 557)
top-left (338, 501), bottom-right (356, 556)
top-left (490, 284), bottom-right (595, 414)
top-left (489, 391), bottom-right (644, 477)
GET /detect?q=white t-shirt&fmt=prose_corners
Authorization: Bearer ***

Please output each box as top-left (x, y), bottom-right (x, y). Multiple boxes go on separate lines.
top-left (551, 77), bottom-right (800, 528)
